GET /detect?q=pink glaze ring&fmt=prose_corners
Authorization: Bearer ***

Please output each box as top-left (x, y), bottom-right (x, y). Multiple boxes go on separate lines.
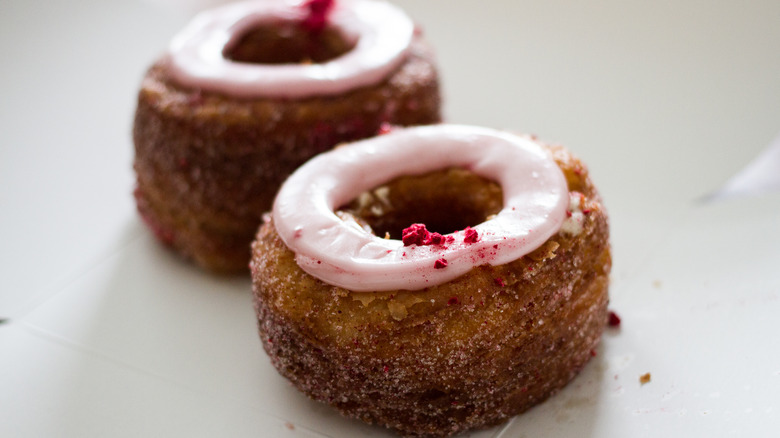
top-left (272, 125), bottom-right (570, 292)
top-left (165, 0), bottom-right (414, 98)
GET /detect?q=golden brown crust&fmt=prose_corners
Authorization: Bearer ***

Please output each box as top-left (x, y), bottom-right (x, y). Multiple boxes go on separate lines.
top-left (133, 36), bottom-right (441, 273)
top-left (250, 141), bottom-right (611, 437)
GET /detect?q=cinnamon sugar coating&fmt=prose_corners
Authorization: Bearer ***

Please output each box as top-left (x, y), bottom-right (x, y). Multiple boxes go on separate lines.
top-left (133, 33), bottom-right (441, 273)
top-left (251, 142), bottom-right (610, 437)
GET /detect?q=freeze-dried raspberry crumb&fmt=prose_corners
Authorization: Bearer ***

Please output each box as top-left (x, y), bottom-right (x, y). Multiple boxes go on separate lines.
top-left (463, 226), bottom-right (479, 244)
top-left (301, 0), bottom-right (334, 33)
top-left (402, 223), bottom-right (430, 246)
top-left (434, 258), bottom-right (448, 269)
top-left (494, 277), bottom-right (506, 287)
top-left (402, 224), bottom-right (450, 247)
top-left (447, 296), bottom-right (459, 305)
top-left (607, 310), bottom-right (621, 327)
top-left (428, 232), bottom-right (445, 245)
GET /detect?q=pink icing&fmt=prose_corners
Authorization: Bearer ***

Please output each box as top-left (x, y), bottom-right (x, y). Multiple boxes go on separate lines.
top-left (165, 0), bottom-right (413, 98)
top-left (272, 125), bottom-right (570, 292)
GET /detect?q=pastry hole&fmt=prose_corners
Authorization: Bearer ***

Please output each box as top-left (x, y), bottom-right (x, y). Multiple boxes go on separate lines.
top-left (339, 168), bottom-right (504, 239)
top-left (224, 23), bottom-right (355, 64)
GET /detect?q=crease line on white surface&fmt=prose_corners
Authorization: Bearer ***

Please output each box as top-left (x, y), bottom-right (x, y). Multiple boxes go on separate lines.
top-left (7, 220), bottom-right (145, 321)
top-left (16, 320), bottom-right (334, 438)
top-left (492, 416), bottom-right (517, 438)
top-left (703, 129), bottom-right (780, 201)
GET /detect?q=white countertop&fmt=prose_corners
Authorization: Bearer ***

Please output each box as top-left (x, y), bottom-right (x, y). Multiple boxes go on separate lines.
top-left (2, 1), bottom-right (779, 436)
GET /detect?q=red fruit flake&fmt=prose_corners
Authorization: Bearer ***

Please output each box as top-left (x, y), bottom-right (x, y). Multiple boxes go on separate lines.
top-left (447, 297), bottom-right (459, 305)
top-left (494, 277), bottom-right (505, 287)
top-left (463, 226), bottom-right (479, 243)
top-left (402, 224), bottom-right (450, 247)
top-left (434, 258), bottom-right (448, 269)
top-left (301, 0), bottom-right (334, 33)
top-left (428, 232), bottom-right (444, 245)
top-left (607, 310), bottom-right (621, 327)
top-left (402, 223), bottom-right (429, 246)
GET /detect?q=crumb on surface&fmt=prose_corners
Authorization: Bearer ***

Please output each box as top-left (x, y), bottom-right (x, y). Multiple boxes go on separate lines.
top-left (640, 373), bottom-right (651, 385)
top-left (607, 310), bottom-right (621, 327)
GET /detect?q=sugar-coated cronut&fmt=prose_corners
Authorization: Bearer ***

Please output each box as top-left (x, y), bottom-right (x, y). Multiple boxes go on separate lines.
top-left (251, 125), bottom-right (611, 437)
top-left (133, 0), bottom-right (441, 273)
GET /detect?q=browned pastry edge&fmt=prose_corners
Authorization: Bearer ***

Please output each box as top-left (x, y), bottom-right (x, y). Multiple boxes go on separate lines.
top-left (133, 35), bottom-right (441, 273)
top-left (250, 141), bottom-right (611, 437)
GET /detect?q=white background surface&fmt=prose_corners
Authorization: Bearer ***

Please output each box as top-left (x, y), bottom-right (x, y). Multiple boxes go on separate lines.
top-left (2, 0), bottom-right (779, 436)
